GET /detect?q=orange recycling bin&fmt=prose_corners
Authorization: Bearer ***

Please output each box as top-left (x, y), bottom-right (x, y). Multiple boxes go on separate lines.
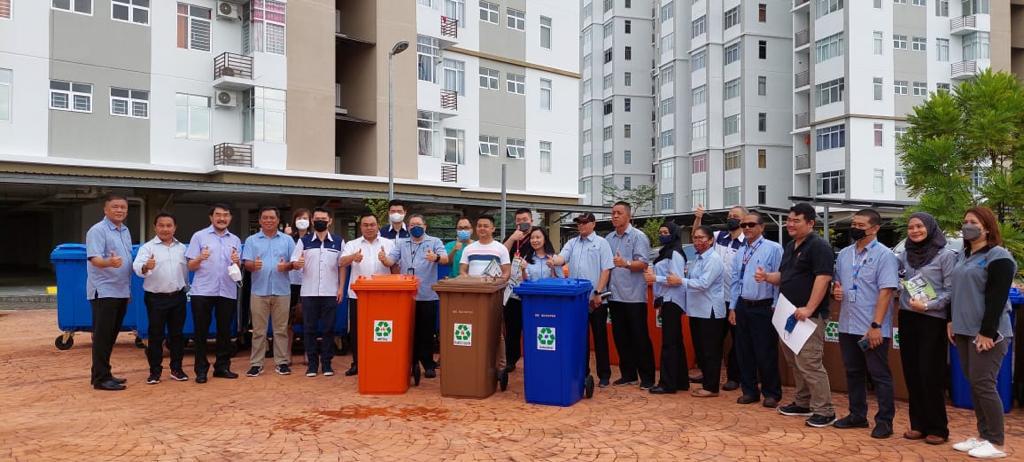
top-left (350, 274), bottom-right (419, 395)
top-left (590, 284), bottom-right (696, 370)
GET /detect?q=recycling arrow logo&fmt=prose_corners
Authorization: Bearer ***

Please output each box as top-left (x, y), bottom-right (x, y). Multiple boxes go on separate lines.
top-left (892, 327), bottom-right (900, 350)
top-left (537, 326), bottom-right (556, 351)
top-left (373, 320), bottom-right (393, 343)
top-left (824, 321), bottom-right (839, 343)
top-left (454, 323), bottom-right (472, 347)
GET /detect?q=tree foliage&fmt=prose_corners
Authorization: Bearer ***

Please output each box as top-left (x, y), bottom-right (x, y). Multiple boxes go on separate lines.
top-left (602, 184), bottom-right (657, 217)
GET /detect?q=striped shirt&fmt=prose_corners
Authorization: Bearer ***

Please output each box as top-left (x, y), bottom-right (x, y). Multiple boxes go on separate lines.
top-left (461, 241), bottom-right (511, 276)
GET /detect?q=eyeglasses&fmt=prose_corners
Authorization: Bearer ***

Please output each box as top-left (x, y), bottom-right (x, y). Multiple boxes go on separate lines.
top-left (739, 222), bottom-right (759, 229)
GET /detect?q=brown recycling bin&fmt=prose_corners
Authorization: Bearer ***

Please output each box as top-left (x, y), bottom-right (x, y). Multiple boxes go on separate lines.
top-left (433, 277), bottom-right (507, 399)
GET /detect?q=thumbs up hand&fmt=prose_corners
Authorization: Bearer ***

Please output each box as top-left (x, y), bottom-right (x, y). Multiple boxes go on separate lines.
top-left (753, 266), bottom-right (767, 283)
top-left (230, 247), bottom-right (240, 265)
top-left (833, 281), bottom-right (844, 302)
top-left (695, 204), bottom-right (705, 220)
top-left (643, 267), bottom-right (656, 284)
top-left (254, 256), bottom-right (263, 272)
top-left (283, 225), bottom-right (293, 236)
top-left (613, 251), bottom-right (626, 268)
top-left (425, 248), bottom-right (438, 263)
top-left (378, 248), bottom-right (388, 264)
top-left (199, 245), bottom-right (211, 262)
top-left (277, 256), bottom-right (290, 273)
top-left (294, 252), bottom-right (305, 270)
top-left (666, 271), bottom-right (683, 287)
top-left (144, 253), bottom-right (156, 272)
top-left (108, 250), bottom-right (123, 269)
top-left (353, 248), bottom-right (364, 263)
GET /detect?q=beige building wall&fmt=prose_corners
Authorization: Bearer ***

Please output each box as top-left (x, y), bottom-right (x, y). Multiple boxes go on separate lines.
top-left (1012, 2), bottom-right (1024, 79)
top-left (373, 0), bottom-right (417, 180)
top-left (287, 0), bottom-right (337, 173)
top-left (990, 0), bottom-right (1013, 74)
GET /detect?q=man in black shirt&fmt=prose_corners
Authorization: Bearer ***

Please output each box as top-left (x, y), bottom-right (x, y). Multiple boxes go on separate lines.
top-left (755, 202), bottom-right (836, 428)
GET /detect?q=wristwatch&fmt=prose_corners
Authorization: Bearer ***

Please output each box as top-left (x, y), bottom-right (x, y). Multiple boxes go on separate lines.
top-left (870, 322), bottom-right (882, 329)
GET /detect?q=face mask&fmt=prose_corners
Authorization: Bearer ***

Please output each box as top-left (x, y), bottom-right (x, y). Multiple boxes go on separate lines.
top-left (849, 228), bottom-right (867, 242)
top-left (295, 219), bottom-right (309, 230)
top-left (389, 213), bottom-right (405, 223)
top-left (726, 218), bottom-right (741, 231)
top-left (962, 224), bottom-right (982, 242)
top-left (517, 222), bottom-right (530, 233)
top-left (410, 226), bottom-right (425, 238)
top-left (457, 229), bottom-right (472, 241)
top-left (313, 220), bottom-right (329, 232)
top-left (658, 235), bottom-right (673, 246)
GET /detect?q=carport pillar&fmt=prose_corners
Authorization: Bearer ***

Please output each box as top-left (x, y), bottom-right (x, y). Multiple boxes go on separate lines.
top-left (544, 211), bottom-right (561, 249)
top-left (822, 205), bottom-right (830, 243)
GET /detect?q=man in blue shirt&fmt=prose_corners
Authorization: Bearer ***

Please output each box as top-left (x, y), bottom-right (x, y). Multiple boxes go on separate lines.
top-left (832, 208), bottom-right (899, 439)
top-left (605, 201), bottom-right (654, 389)
top-left (729, 212), bottom-right (783, 408)
top-left (242, 206), bottom-right (298, 378)
top-left (85, 194), bottom-right (133, 391)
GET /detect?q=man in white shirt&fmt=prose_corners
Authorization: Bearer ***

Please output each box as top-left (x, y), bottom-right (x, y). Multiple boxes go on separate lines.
top-left (291, 207), bottom-right (346, 377)
top-left (133, 212), bottom-right (190, 385)
top-left (459, 215), bottom-right (512, 390)
top-left (340, 211), bottom-right (397, 376)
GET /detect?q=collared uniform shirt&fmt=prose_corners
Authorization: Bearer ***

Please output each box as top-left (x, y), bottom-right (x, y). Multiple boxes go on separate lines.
top-left (729, 236), bottom-right (782, 307)
top-left (652, 250), bottom-right (687, 306)
top-left (292, 232), bottom-right (344, 298)
top-left (343, 235), bottom-right (395, 299)
top-left (85, 217), bottom-right (133, 300)
top-left (681, 247), bottom-right (726, 319)
top-left (714, 230), bottom-right (745, 305)
top-left (184, 225), bottom-right (242, 299)
top-left (779, 232), bottom-right (834, 318)
top-left (524, 255), bottom-right (563, 281)
top-left (896, 249), bottom-right (956, 320)
top-left (559, 233), bottom-right (614, 291)
top-left (834, 240), bottom-right (900, 337)
top-left (387, 235), bottom-right (447, 301)
top-left (605, 225), bottom-right (651, 303)
top-left (133, 237), bottom-right (188, 294)
top-left (242, 231), bottom-right (295, 297)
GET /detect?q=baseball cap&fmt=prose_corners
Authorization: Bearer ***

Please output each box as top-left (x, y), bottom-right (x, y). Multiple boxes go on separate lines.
top-left (573, 212), bottom-right (596, 224)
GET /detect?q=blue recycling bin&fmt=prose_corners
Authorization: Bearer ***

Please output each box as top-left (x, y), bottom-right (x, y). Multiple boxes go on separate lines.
top-left (51, 244), bottom-right (138, 347)
top-left (514, 278), bottom-right (593, 406)
top-left (950, 307), bottom-right (1015, 413)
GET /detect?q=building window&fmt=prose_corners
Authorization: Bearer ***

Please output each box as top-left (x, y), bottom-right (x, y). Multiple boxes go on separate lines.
top-left (625, 0), bottom-right (631, 8)
top-left (603, 99), bottom-right (613, 115)
top-left (624, 46), bottom-right (632, 60)
top-left (724, 78), bottom-right (741, 100)
top-left (0, 69), bottom-right (11, 122)
top-left (723, 6), bottom-right (741, 29)
top-left (757, 76), bottom-right (766, 96)
top-left (937, 82), bottom-right (951, 91)
top-left (540, 16), bottom-right (552, 49)
top-left (624, 150), bottom-right (632, 164)
top-left (724, 187), bottom-right (741, 206)
top-left (177, 3), bottom-right (211, 51)
top-left (623, 97), bottom-right (631, 112)
top-left (444, 128), bottom-right (466, 164)
top-left (724, 115), bottom-right (740, 136)
top-left (815, 33), bottom-right (844, 63)
top-left (692, 50), bottom-right (706, 70)
top-left (937, 38), bottom-right (949, 61)
top-left (660, 33), bottom-right (675, 52)
top-left (624, 19), bottom-right (632, 33)
top-left (624, 72), bottom-right (632, 86)
top-left (692, 85), bottom-right (706, 105)
top-left (582, 78), bottom-right (591, 100)
top-left (603, 151), bottom-right (613, 167)
top-left (815, 78), bottom-right (845, 107)
top-left (912, 81), bottom-right (927, 96)
top-left (936, 0), bottom-right (949, 15)
top-left (962, 0), bottom-right (989, 15)
top-left (873, 77), bottom-right (883, 100)
top-left (692, 120), bottom-right (707, 139)
top-left (623, 176), bottom-right (632, 190)
top-left (52, 0), bottom-right (92, 15)
top-left (758, 40), bottom-right (767, 59)
top-left (896, 171), bottom-right (908, 186)
top-left (962, 32), bottom-right (990, 61)
top-left (691, 16), bottom-right (706, 38)
top-left (660, 194), bottom-right (675, 212)
top-left (893, 34), bottom-right (908, 50)
top-left (603, 126), bottom-right (613, 140)
top-left (244, 87), bottom-right (286, 143)
top-left (660, 1), bottom-right (673, 22)
top-left (506, 138), bottom-right (525, 158)
top-left (692, 154), bottom-right (707, 173)
top-left (624, 124), bottom-right (631, 138)
top-left (603, 48), bottom-right (613, 63)
top-left (816, 124), bottom-right (846, 151)
top-left (894, 80), bottom-right (908, 95)
top-left (479, 1), bottom-right (499, 24)
top-left (816, 170), bottom-right (846, 195)
top-left (724, 42), bottom-right (741, 64)
top-left (417, 36), bottom-right (440, 82)
top-left (111, 0), bottom-right (149, 25)
top-left (0, 0), bottom-right (10, 19)
top-left (815, 0), bottom-right (843, 18)
top-left (506, 8), bottom-right (525, 30)
top-left (540, 78), bottom-right (552, 110)
top-left (874, 0), bottom-right (882, 7)
top-left (478, 135), bottom-right (499, 156)
top-left (49, 80), bottom-right (92, 113)
top-left (659, 97), bottom-right (675, 116)
top-left (581, 154), bottom-right (592, 170)
top-left (757, 185), bottom-right (767, 204)
top-left (758, 113), bottom-right (767, 132)
top-left (417, 111), bottom-right (439, 157)
top-left (603, 73), bottom-right (613, 90)
top-left (692, 188), bottom-right (706, 209)
top-left (603, 0), bottom-right (612, 12)
top-left (506, 73), bottom-right (525, 94)
top-left (659, 129), bottom-right (674, 148)
top-left (874, 123), bottom-right (884, 146)
top-left (757, 149), bottom-right (767, 168)
top-left (579, 178), bottom-right (590, 195)
top-left (911, 37), bottom-right (927, 52)
top-left (724, 150), bottom-right (742, 170)
top-left (873, 31), bottom-right (883, 55)
top-left (479, 67), bottom-right (499, 89)
top-left (242, 0), bottom-right (286, 55)
top-left (603, 21), bottom-right (613, 38)
top-left (174, 93), bottom-right (210, 140)
top-left (911, 0), bottom-right (926, 5)
top-left (759, 3), bottom-right (767, 22)
top-left (442, 58), bottom-right (466, 95)
top-left (661, 160), bottom-right (674, 180)
top-left (110, 88), bottom-right (148, 118)
top-left (873, 169), bottom-right (885, 193)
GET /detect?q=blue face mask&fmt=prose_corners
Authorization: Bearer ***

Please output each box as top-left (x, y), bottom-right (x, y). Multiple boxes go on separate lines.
top-left (410, 226), bottom-right (425, 238)
top-left (658, 235), bottom-right (673, 246)
top-left (457, 229), bottom-right (471, 241)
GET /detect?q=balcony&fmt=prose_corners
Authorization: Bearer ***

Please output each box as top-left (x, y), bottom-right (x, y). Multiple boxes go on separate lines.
top-left (794, 154), bottom-right (810, 171)
top-left (794, 70), bottom-right (810, 89)
top-left (213, 143), bottom-right (253, 167)
top-left (952, 60), bottom-right (982, 80)
top-left (950, 15), bottom-right (978, 35)
top-left (794, 112), bottom-right (810, 130)
top-left (440, 89), bottom-right (458, 111)
top-left (212, 52), bottom-right (254, 90)
top-left (794, 29), bottom-right (810, 49)
top-left (441, 16), bottom-right (458, 39)
top-left (793, 0), bottom-right (809, 9)
top-left (441, 163), bottom-right (458, 183)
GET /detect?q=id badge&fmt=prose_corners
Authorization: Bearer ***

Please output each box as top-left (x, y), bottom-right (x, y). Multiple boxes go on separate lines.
top-left (848, 287), bottom-right (856, 303)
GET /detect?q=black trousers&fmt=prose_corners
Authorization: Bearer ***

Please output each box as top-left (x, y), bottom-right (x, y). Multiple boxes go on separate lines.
top-left (725, 322), bottom-right (740, 382)
top-left (734, 299), bottom-right (782, 400)
top-left (302, 296), bottom-right (336, 367)
top-left (144, 290), bottom-right (187, 375)
top-left (899, 310), bottom-right (949, 438)
top-left (690, 315), bottom-right (728, 393)
top-left (90, 297), bottom-right (127, 385)
top-left (658, 301), bottom-right (689, 391)
top-left (586, 303), bottom-right (611, 381)
top-left (504, 298), bottom-right (523, 369)
top-left (609, 301), bottom-right (656, 385)
top-left (414, 300), bottom-right (438, 369)
top-left (839, 333), bottom-right (895, 424)
top-left (349, 298), bottom-right (359, 366)
top-left (191, 295), bottom-right (236, 374)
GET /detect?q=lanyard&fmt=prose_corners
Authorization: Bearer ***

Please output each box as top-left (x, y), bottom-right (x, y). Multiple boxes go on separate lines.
top-left (850, 240), bottom-right (878, 291)
top-left (739, 238), bottom-right (765, 280)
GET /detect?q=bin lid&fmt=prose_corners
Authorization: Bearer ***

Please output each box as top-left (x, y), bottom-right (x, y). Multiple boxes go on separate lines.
top-left (50, 243), bottom-right (87, 261)
top-left (514, 278), bottom-right (593, 297)
top-left (432, 276), bottom-right (507, 294)
top-left (350, 274), bottom-right (419, 292)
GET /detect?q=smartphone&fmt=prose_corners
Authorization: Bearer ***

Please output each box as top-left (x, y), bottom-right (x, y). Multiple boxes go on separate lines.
top-left (857, 338), bottom-right (870, 351)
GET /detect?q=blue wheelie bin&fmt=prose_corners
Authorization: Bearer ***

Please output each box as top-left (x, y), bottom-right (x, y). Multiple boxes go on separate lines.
top-left (514, 278), bottom-right (594, 406)
top-left (950, 307), bottom-right (1015, 413)
top-left (51, 243), bottom-right (140, 350)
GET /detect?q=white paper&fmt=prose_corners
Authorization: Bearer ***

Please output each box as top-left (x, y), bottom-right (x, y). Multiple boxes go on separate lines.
top-left (772, 294), bottom-right (818, 355)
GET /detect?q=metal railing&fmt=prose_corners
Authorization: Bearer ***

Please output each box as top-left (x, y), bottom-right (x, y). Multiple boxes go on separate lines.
top-left (794, 29), bottom-right (809, 48)
top-left (794, 70), bottom-right (809, 88)
top-left (794, 0), bottom-right (810, 7)
top-left (794, 154), bottom-right (810, 170)
top-left (952, 60), bottom-right (978, 77)
top-left (441, 163), bottom-right (458, 183)
top-left (440, 89), bottom-right (458, 110)
top-left (795, 112), bottom-right (810, 129)
top-left (950, 15), bottom-right (977, 31)
top-left (441, 16), bottom-right (458, 39)
top-left (214, 143), bottom-right (253, 167)
top-left (213, 52), bottom-right (253, 80)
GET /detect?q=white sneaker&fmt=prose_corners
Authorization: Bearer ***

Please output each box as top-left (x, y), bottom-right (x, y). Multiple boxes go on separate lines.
top-left (954, 438), bottom-right (985, 452)
top-left (968, 441), bottom-right (1007, 459)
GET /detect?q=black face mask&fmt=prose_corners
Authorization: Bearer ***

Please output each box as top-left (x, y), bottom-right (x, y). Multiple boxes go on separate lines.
top-left (726, 218), bottom-right (741, 231)
top-left (313, 220), bottom-right (329, 232)
top-left (517, 223), bottom-right (530, 233)
top-left (849, 228), bottom-right (867, 242)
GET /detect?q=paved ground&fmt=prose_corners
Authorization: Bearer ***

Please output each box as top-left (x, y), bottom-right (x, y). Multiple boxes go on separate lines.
top-left (1, 309), bottom-right (1022, 461)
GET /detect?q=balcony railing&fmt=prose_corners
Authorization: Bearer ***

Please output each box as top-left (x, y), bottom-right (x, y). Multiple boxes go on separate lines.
top-left (440, 89), bottom-right (458, 110)
top-left (795, 112), bottom-right (810, 129)
top-left (794, 0), bottom-right (810, 8)
top-left (794, 154), bottom-right (810, 170)
top-left (213, 52), bottom-right (253, 80)
top-left (794, 70), bottom-right (810, 88)
top-left (952, 60), bottom-right (978, 78)
top-left (441, 163), bottom-right (458, 183)
top-left (794, 29), bottom-right (809, 48)
top-left (950, 15), bottom-right (977, 34)
top-left (441, 16), bottom-right (458, 39)
top-left (214, 143), bottom-right (253, 167)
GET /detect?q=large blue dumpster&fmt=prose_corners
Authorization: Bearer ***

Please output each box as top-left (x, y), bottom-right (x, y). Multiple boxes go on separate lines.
top-left (951, 306), bottom-right (1015, 413)
top-left (514, 278), bottom-right (593, 406)
top-left (50, 243), bottom-right (139, 350)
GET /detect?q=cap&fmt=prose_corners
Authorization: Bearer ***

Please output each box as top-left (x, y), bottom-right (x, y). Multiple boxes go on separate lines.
top-left (573, 212), bottom-right (596, 224)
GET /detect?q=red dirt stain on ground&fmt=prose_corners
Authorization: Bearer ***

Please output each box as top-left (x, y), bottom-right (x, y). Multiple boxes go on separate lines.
top-left (273, 405), bottom-right (448, 432)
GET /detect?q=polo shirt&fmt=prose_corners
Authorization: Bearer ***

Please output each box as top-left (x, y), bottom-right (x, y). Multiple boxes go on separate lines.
top-left (292, 232), bottom-right (344, 298)
top-left (680, 247), bottom-right (726, 319)
top-left (85, 217), bottom-right (133, 300)
top-left (242, 230), bottom-right (295, 297)
top-left (779, 232), bottom-right (834, 318)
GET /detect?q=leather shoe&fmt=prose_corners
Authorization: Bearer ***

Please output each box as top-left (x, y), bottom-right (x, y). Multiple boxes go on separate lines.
top-left (344, 365), bottom-right (358, 377)
top-left (722, 380), bottom-right (740, 391)
top-left (762, 397), bottom-right (779, 408)
top-left (871, 422), bottom-right (893, 439)
top-left (93, 379), bottom-right (126, 391)
top-left (111, 376), bottom-right (127, 384)
top-left (213, 369), bottom-right (239, 379)
top-left (736, 395), bottom-right (759, 404)
top-left (924, 435), bottom-right (948, 445)
top-left (424, 368), bottom-right (437, 379)
top-left (903, 430), bottom-right (925, 440)
top-left (195, 374), bottom-right (208, 384)
top-left (648, 386), bottom-right (676, 395)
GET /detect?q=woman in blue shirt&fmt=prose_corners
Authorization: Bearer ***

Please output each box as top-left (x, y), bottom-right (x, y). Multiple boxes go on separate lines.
top-left (683, 225), bottom-right (727, 397)
top-left (644, 221), bottom-right (688, 394)
top-left (519, 226), bottom-right (563, 282)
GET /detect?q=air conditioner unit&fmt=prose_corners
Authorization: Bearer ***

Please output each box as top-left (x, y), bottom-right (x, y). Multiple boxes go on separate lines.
top-left (217, 1), bottom-right (240, 20)
top-left (222, 145), bottom-right (237, 160)
top-left (215, 91), bottom-right (238, 108)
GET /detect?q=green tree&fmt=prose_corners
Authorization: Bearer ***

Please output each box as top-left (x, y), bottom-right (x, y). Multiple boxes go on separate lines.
top-left (363, 198), bottom-right (389, 226)
top-left (602, 184), bottom-right (657, 216)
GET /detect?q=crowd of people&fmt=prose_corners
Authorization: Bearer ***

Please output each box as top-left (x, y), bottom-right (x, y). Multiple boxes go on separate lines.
top-left (84, 195), bottom-right (1015, 459)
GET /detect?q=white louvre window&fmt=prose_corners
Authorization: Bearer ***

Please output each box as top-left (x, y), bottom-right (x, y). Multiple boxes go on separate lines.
top-left (506, 138), bottom-right (525, 158)
top-left (660, 1), bottom-right (673, 22)
top-left (911, 37), bottom-right (927, 52)
top-left (539, 141), bottom-right (552, 173)
top-left (724, 187), bottom-right (740, 205)
top-left (723, 6), bottom-right (740, 29)
top-left (692, 50), bottom-right (706, 70)
top-left (110, 88), bottom-right (149, 118)
top-left (894, 80), bottom-right (908, 95)
top-left (506, 8), bottom-right (524, 30)
top-left (912, 81), bottom-right (928, 96)
top-left (724, 150), bottom-right (741, 170)
top-left (893, 34), bottom-right (908, 50)
top-left (724, 114), bottom-right (740, 135)
top-left (659, 97), bottom-right (675, 116)
top-left (691, 16), bottom-right (705, 38)
top-left (691, 189), bottom-right (706, 209)
top-left (873, 77), bottom-right (883, 100)
top-left (479, 1), bottom-right (498, 24)
top-left (479, 135), bottom-right (499, 156)
top-left (177, 3), bottom-right (211, 52)
top-left (873, 31), bottom-right (883, 55)
top-left (49, 80), bottom-right (92, 113)
top-left (52, 0), bottom-right (92, 15)
top-left (175, 93), bottom-right (210, 140)
top-left (692, 119), bottom-right (706, 139)
top-left (507, 73), bottom-right (525, 94)
top-left (659, 129), bottom-right (674, 148)
top-left (111, 0), bottom-right (149, 25)
top-left (479, 67), bottom-right (499, 89)
top-left (937, 38), bottom-right (949, 61)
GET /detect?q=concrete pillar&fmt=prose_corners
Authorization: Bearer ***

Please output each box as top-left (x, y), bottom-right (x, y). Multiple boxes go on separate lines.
top-left (544, 211), bottom-right (561, 249)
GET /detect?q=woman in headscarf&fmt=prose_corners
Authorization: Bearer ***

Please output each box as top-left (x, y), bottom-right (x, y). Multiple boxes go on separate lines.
top-left (896, 212), bottom-right (956, 445)
top-left (645, 221), bottom-right (689, 394)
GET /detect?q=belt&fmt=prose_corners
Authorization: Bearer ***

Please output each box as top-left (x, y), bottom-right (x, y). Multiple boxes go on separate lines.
top-left (739, 298), bottom-right (773, 308)
top-left (146, 288), bottom-right (187, 297)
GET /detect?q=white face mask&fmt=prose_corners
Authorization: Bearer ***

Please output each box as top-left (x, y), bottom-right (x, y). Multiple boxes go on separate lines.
top-left (389, 213), bottom-right (405, 223)
top-left (295, 219), bottom-right (310, 230)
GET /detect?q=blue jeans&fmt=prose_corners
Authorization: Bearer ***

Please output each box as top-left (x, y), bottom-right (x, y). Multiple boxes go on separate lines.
top-left (302, 296), bottom-right (337, 369)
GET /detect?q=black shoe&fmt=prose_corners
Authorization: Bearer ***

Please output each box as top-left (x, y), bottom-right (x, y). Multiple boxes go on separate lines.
top-left (94, 379), bottom-right (126, 391)
top-left (169, 370), bottom-right (189, 381)
top-left (505, 364), bottom-right (517, 373)
top-left (111, 376), bottom-right (127, 384)
top-left (736, 395), bottom-right (759, 405)
top-left (425, 368), bottom-right (437, 379)
top-left (639, 382), bottom-right (654, 390)
top-left (246, 366), bottom-right (263, 377)
top-left (806, 414), bottom-right (837, 428)
top-left (195, 374), bottom-right (208, 384)
top-left (213, 369), bottom-right (238, 379)
top-left (871, 422), bottom-right (894, 439)
top-left (146, 373), bottom-right (161, 385)
top-left (322, 364), bottom-right (334, 377)
top-left (306, 365), bottom-right (318, 377)
top-left (598, 378), bottom-right (610, 388)
top-left (276, 364), bottom-right (292, 376)
top-left (648, 386), bottom-right (676, 395)
top-left (722, 380), bottom-right (740, 391)
top-left (762, 397), bottom-right (779, 408)
top-left (612, 378), bottom-right (638, 386)
top-left (777, 402), bottom-right (813, 417)
top-left (833, 415), bottom-right (870, 429)
top-left (345, 365), bottom-right (358, 377)
top-left (498, 370), bottom-right (509, 391)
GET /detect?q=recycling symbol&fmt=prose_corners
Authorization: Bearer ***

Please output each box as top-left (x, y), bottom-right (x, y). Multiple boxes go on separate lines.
top-left (537, 327), bottom-right (556, 351)
top-left (373, 320), bottom-right (393, 342)
top-left (454, 323), bottom-right (472, 346)
top-left (824, 321), bottom-right (839, 343)
top-left (892, 327), bottom-right (900, 350)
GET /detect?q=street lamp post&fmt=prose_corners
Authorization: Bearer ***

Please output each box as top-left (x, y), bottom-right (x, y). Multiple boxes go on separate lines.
top-left (387, 40), bottom-right (409, 201)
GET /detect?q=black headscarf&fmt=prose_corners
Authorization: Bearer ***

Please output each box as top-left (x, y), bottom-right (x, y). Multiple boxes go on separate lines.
top-left (905, 212), bottom-right (946, 269)
top-left (654, 221), bottom-right (686, 266)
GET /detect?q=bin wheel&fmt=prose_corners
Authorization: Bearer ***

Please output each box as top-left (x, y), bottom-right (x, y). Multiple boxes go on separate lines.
top-left (55, 333), bottom-right (74, 350)
top-left (134, 336), bottom-right (147, 349)
top-left (498, 370), bottom-right (509, 392)
top-left (585, 375), bottom-right (595, 399)
top-left (412, 363), bottom-right (421, 387)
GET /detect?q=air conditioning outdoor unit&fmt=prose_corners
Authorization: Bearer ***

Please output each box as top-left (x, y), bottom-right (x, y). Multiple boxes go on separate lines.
top-left (217, 1), bottom-right (240, 20)
top-left (222, 145), bottom-right (237, 160)
top-left (215, 91), bottom-right (238, 108)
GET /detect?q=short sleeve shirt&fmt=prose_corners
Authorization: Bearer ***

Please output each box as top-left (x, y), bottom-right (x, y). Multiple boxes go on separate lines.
top-left (342, 236), bottom-right (395, 299)
top-left (387, 235), bottom-right (448, 301)
top-left (559, 234), bottom-right (614, 290)
top-left (85, 217), bottom-right (133, 300)
top-left (242, 231), bottom-right (295, 296)
top-left (460, 241), bottom-right (511, 276)
top-left (605, 225), bottom-right (652, 303)
top-left (779, 232), bottom-right (834, 318)
top-left (834, 240), bottom-right (900, 336)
